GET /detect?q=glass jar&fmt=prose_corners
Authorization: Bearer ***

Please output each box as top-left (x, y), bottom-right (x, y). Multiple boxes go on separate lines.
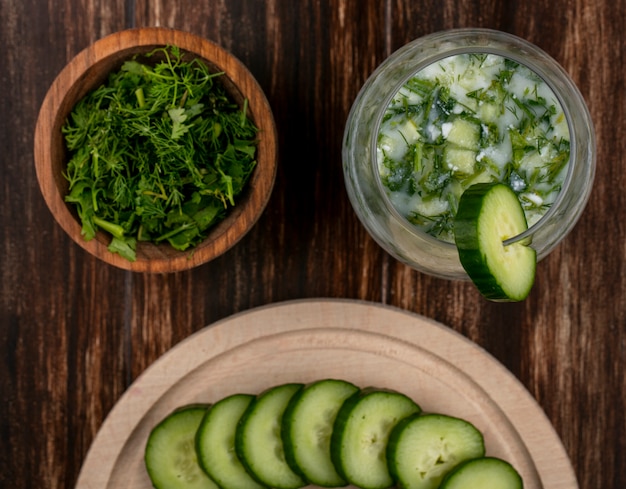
top-left (342, 28), bottom-right (596, 280)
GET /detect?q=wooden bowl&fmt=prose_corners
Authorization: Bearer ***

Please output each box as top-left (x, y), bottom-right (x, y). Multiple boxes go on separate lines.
top-left (34, 27), bottom-right (277, 273)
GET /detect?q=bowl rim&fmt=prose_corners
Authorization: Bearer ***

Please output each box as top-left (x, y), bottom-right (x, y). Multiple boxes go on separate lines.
top-left (34, 26), bottom-right (277, 273)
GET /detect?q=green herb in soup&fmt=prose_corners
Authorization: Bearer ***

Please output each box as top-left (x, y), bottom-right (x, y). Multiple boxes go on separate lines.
top-left (62, 45), bottom-right (258, 261)
top-left (377, 53), bottom-right (570, 243)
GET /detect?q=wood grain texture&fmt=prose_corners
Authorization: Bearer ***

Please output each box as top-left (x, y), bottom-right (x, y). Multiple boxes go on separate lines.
top-left (0, 3), bottom-right (130, 489)
top-left (0, 1), bottom-right (624, 489)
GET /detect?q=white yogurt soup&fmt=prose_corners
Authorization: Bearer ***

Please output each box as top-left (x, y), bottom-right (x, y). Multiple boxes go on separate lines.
top-left (377, 53), bottom-right (571, 243)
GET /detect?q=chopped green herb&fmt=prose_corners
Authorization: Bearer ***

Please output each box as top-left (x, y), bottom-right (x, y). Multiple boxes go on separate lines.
top-left (62, 45), bottom-right (258, 261)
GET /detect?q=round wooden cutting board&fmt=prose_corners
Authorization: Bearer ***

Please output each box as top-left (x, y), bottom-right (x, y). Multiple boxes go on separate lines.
top-left (75, 299), bottom-right (578, 489)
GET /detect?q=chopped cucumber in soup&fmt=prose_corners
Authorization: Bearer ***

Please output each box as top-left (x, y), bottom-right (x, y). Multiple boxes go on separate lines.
top-left (378, 53), bottom-right (570, 243)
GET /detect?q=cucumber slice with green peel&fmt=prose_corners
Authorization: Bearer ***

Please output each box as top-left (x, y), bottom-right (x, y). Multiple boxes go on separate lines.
top-left (282, 379), bottom-right (360, 487)
top-left (454, 182), bottom-right (537, 302)
top-left (196, 394), bottom-right (267, 489)
top-left (330, 388), bottom-right (421, 489)
top-left (144, 405), bottom-right (219, 489)
top-left (439, 457), bottom-right (524, 489)
top-left (386, 413), bottom-right (485, 489)
top-left (235, 383), bottom-right (306, 489)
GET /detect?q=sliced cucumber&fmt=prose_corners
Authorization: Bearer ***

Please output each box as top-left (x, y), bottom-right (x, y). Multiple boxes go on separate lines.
top-left (195, 394), bottom-right (266, 489)
top-left (454, 182), bottom-right (537, 302)
top-left (144, 405), bottom-right (219, 489)
top-left (144, 380), bottom-right (525, 489)
top-left (387, 413), bottom-right (485, 489)
top-left (330, 388), bottom-right (421, 489)
top-left (439, 457), bottom-right (523, 489)
top-left (235, 383), bottom-right (306, 489)
top-left (282, 379), bottom-right (360, 487)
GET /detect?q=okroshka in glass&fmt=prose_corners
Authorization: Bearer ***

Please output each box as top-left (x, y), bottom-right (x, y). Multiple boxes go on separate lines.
top-left (342, 28), bottom-right (596, 280)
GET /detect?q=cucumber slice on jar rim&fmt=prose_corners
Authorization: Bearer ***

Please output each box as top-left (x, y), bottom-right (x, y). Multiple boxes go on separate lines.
top-left (454, 182), bottom-right (537, 302)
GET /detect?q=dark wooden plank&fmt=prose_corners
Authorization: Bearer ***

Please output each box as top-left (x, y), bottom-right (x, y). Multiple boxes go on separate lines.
top-left (0, 2), bottom-right (130, 489)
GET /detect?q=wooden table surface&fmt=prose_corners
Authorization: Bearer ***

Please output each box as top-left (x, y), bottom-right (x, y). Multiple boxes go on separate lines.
top-left (1, 1), bottom-right (624, 488)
